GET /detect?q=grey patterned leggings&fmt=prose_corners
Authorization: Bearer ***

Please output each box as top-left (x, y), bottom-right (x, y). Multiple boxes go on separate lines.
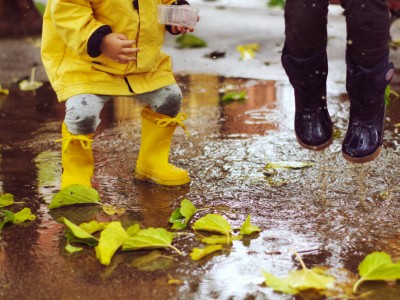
top-left (64, 84), bottom-right (182, 134)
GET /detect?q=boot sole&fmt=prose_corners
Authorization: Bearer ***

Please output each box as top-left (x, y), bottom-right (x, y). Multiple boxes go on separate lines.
top-left (296, 135), bottom-right (333, 151)
top-left (134, 169), bottom-right (191, 186)
top-left (342, 146), bottom-right (382, 164)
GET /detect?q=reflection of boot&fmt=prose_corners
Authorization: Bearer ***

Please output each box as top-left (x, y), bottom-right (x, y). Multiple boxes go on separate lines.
top-left (134, 106), bottom-right (190, 186)
top-left (342, 53), bottom-right (394, 163)
top-left (58, 123), bottom-right (94, 189)
top-left (281, 45), bottom-right (333, 150)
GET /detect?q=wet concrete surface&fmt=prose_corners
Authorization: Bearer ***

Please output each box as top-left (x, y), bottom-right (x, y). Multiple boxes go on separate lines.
top-left (1, 72), bottom-right (400, 300)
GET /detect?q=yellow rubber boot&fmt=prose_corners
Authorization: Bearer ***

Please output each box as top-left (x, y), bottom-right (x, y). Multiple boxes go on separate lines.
top-left (57, 123), bottom-right (94, 189)
top-left (134, 106), bottom-right (190, 186)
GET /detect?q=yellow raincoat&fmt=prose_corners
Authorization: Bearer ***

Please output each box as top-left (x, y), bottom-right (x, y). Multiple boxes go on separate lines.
top-left (41, 0), bottom-right (177, 101)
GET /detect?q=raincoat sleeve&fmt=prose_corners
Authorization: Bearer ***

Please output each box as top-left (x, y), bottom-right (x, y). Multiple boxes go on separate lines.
top-left (49, 0), bottom-right (107, 56)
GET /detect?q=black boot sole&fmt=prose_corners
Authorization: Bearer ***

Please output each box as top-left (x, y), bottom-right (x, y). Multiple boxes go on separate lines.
top-left (342, 146), bottom-right (382, 164)
top-left (296, 135), bottom-right (333, 151)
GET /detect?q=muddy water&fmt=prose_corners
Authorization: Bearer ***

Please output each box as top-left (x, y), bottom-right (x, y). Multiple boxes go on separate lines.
top-left (0, 75), bottom-right (400, 300)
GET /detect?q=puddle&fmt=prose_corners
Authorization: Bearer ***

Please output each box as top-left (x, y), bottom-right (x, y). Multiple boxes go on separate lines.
top-left (1, 74), bottom-right (400, 299)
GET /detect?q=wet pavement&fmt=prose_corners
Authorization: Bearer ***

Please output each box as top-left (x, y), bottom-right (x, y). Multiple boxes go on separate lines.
top-left (1, 71), bottom-right (400, 300)
top-left (1, 2), bottom-right (400, 299)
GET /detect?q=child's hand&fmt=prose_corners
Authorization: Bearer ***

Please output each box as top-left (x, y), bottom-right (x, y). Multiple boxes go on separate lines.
top-left (170, 25), bottom-right (195, 35)
top-left (99, 33), bottom-right (139, 64)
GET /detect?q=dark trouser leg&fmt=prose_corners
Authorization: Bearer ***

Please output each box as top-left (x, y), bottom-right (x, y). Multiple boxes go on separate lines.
top-left (341, 0), bottom-right (394, 162)
top-left (282, 0), bottom-right (332, 150)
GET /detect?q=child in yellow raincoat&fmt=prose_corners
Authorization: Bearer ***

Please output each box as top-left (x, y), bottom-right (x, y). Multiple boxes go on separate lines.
top-left (41, 0), bottom-right (197, 188)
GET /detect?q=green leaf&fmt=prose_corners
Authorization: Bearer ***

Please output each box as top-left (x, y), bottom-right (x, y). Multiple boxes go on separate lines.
top-left (79, 220), bottom-right (107, 235)
top-left (262, 268), bottom-right (335, 295)
top-left (34, 2), bottom-right (46, 16)
top-left (12, 208), bottom-right (36, 223)
top-left (190, 244), bottom-right (223, 261)
top-left (65, 243), bottom-right (83, 253)
top-left (239, 215), bottom-right (261, 235)
top-left (221, 91), bottom-right (247, 102)
top-left (176, 34), bottom-right (207, 48)
top-left (262, 271), bottom-right (297, 295)
top-left (102, 203), bottom-right (125, 215)
top-left (19, 67), bottom-right (43, 91)
top-left (262, 252), bottom-right (335, 295)
top-left (49, 184), bottom-right (100, 209)
top-left (268, 0), bottom-right (286, 9)
top-left (0, 84), bottom-right (9, 95)
top-left (95, 222), bottom-right (130, 266)
top-left (122, 227), bottom-right (181, 255)
top-left (126, 224), bottom-right (140, 236)
top-left (353, 252), bottom-right (400, 293)
top-left (0, 193), bottom-right (14, 208)
top-left (180, 199), bottom-right (197, 222)
top-left (169, 199), bottom-right (197, 230)
top-left (192, 214), bottom-right (231, 236)
top-left (0, 208), bottom-right (35, 231)
top-left (0, 210), bottom-right (15, 231)
top-left (384, 85), bottom-right (399, 106)
top-left (286, 267), bottom-right (335, 291)
top-left (61, 217), bottom-right (98, 245)
top-left (131, 250), bottom-right (174, 271)
top-left (201, 235), bottom-right (241, 245)
top-left (236, 43), bottom-right (259, 60)
top-left (265, 161), bottom-right (315, 170)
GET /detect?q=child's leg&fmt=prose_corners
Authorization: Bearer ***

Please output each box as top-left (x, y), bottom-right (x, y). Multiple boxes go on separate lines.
top-left (341, 0), bottom-right (394, 162)
top-left (65, 94), bottom-right (111, 134)
top-left (133, 84), bottom-right (190, 186)
top-left (60, 94), bottom-right (111, 189)
top-left (283, 0), bottom-right (329, 57)
top-left (133, 83), bottom-right (182, 117)
top-left (282, 0), bottom-right (332, 150)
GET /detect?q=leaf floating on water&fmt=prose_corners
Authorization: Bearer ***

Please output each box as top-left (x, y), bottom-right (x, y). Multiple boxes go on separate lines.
top-left (48, 184), bottom-right (101, 209)
top-left (19, 67), bottom-right (43, 91)
top-left (102, 203), bottom-right (125, 215)
top-left (79, 220), bottom-right (107, 235)
top-left (95, 222), bottom-right (130, 266)
top-left (193, 214), bottom-right (232, 244)
top-left (122, 227), bottom-right (181, 255)
top-left (0, 84), bottom-right (9, 95)
top-left (239, 215), bottom-right (261, 235)
top-left (12, 208), bottom-right (36, 223)
top-left (65, 243), bottom-right (83, 253)
top-left (0, 210), bottom-right (15, 231)
top-left (221, 91), bottom-right (247, 102)
top-left (236, 43), bottom-right (259, 60)
top-left (0, 193), bottom-right (14, 208)
top-left (167, 274), bottom-right (185, 285)
top-left (265, 161), bottom-right (315, 170)
top-left (190, 244), bottom-right (223, 260)
top-left (262, 252), bottom-right (335, 295)
top-left (353, 251), bottom-right (400, 293)
top-left (0, 207), bottom-right (36, 232)
top-left (61, 217), bottom-right (98, 245)
top-left (262, 271), bottom-right (297, 295)
top-left (176, 34), bottom-right (207, 48)
top-left (126, 223), bottom-right (140, 236)
top-left (169, 198), bottom-right (197, 230)
top-left (192, 214), bottom-right (232, 236)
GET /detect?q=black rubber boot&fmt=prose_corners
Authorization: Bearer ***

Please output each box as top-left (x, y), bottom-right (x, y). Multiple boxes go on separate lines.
top-left (281, 46), bottom-right (333, 151)
top-left (342, 53), bottom-right (394, 163)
